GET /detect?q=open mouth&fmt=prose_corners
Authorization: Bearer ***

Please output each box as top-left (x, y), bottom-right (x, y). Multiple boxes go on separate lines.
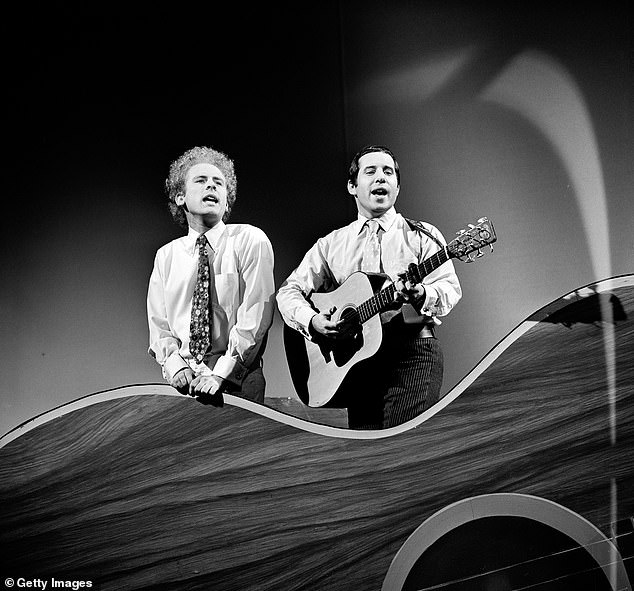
top-left (203, 195), bottom-right (219, 204)
top-left (371, 188), bottom-right (388, 196)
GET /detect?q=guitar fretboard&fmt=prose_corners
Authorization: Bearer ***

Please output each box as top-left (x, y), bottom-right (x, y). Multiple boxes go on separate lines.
top-left (354, 247), bottom-right (451, 324)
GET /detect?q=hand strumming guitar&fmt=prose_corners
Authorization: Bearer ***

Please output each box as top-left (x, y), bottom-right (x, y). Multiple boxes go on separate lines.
top-left (309, 307), bottom-right (359, 340)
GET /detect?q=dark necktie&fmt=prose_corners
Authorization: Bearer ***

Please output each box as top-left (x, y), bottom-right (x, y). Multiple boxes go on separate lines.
top-left (190, 234), bottom-right (212, 364)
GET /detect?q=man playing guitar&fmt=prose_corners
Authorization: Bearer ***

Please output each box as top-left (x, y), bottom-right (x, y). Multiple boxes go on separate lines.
top-left (276, 145), bottom-right (462, 429)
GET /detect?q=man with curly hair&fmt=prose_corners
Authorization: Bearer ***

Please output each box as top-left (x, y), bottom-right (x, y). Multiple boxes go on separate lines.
top-left (147, 146), bottom-right (275, 405)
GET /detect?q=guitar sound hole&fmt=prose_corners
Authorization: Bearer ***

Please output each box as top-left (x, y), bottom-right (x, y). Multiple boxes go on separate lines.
top-left (338, 305), bottom-right (360, 328)
top-left (331, 306), bottom-right (363, 367)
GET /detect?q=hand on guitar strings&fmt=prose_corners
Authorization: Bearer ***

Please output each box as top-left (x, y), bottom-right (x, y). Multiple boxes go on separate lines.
top-left (393, 277), bottom-right (426, 308)
top-left (309, 306), bottom-right (359, 340)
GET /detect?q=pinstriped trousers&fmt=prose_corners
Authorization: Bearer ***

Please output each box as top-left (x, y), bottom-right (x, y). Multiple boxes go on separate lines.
top-left (343, 325), bottom-right (444, 430)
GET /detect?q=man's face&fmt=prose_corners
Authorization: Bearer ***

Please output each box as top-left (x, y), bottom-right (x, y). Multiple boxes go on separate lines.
top-left (348, 151), bottom-right (400, 218)
top-left (176, 162), bottom-right (228, 225)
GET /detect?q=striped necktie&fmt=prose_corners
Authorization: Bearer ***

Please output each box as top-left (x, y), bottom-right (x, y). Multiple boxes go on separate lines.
top-left (190, 234), bottom-right (212, 364)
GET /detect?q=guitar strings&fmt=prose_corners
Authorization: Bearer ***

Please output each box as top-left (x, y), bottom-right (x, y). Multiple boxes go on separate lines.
top-left (340, 248), bottom-right (450, 325)
top-left (410, 529), bottom-right (633, 591)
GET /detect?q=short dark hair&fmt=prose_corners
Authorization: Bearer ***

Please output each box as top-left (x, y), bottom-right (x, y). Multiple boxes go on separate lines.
top-left (165, 146), bottom-right (237, 228)
top-left (347, 145), bottom-right (400, 186)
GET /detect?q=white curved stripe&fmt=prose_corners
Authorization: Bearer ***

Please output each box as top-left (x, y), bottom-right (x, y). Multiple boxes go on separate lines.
top-left (0, 384), bottom-right (180, 448)
top-left (1, 275), bottom-right (631, 447)
top-left (382, 493), bottom-right (632, 591)
top-left (401, 274), bottom-right (633, 428)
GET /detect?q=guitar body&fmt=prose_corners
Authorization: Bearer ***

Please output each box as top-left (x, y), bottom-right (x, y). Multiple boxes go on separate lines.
top-left (284, 272), bottom-right (383, 407)
top-left (283, 217), bottom-right (497, 406)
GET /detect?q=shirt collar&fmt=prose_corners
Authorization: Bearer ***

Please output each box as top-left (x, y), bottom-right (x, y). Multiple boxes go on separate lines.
top-left (186, 221), bottom-right (225, 255)
top-left (355, 206), bottom-right (398, 234)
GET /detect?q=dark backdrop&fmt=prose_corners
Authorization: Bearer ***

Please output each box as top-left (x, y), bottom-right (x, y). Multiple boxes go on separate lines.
top-left (2, 1), bottom-right (632, 433)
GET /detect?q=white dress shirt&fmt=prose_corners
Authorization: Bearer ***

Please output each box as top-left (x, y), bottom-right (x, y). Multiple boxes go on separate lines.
top-left (147, 222), bottom-right (275, 385)
top-left (276, 207), bottom-right (461, 339)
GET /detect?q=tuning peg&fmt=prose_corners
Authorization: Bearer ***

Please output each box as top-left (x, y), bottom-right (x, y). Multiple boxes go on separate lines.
top-left (476, 248), bottom-right (483, 258)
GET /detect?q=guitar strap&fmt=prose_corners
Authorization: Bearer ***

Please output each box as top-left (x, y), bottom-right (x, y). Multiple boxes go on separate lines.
top-left (404, 217), bottom-right (445, 249)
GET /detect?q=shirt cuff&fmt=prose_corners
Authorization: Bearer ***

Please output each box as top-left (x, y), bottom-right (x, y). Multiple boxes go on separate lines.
top-left (163, 353), bottom-right (190, 382)
top-left (213, 355), bottom-right (249, 387)
top-left (296, 307), bottom-right (318, 340)
top-left (419, 284), bottom-right (443, 325)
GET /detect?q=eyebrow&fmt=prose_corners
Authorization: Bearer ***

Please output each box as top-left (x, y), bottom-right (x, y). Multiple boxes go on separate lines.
top-left (192, 174), bottom-right (225, 182)
top-left (363, 165), bottom-right (394, 172)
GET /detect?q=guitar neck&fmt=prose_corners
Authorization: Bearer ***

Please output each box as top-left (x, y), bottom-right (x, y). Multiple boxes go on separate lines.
top-left (356, 247), bottom-right (451, 323)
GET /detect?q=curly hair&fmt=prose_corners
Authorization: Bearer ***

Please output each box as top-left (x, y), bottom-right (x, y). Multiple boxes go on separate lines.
top-left (347, 145), bottom-right (400, 186)
top-left (165, 146), bottom-right (238, 228)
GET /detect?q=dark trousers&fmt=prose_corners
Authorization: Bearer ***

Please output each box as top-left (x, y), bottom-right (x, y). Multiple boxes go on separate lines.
top-left (343, 326), bottom-right (444, 430)
top-left (227, 366), bottom-right (266, 404)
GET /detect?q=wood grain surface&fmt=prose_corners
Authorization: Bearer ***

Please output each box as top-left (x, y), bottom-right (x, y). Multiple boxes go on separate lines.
top-left (1, 277), bottom-right (633, 590)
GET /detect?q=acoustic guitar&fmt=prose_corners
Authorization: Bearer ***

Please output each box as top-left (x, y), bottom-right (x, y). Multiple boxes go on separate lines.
top-left (284, 217), bottom-right (497, 407)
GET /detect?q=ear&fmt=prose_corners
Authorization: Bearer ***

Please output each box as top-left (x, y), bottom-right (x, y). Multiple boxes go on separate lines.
top-left (175, 192), bottom-right (185, 206)
top-left (347, 180), bottom-right (357, 196)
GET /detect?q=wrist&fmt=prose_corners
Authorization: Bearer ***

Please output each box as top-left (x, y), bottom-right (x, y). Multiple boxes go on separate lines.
top-left (211, 374), bottom-right (229, 392)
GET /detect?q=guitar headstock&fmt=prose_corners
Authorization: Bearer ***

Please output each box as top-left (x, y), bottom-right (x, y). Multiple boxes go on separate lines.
top-left (448, 217), bottom-right (497, 262)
